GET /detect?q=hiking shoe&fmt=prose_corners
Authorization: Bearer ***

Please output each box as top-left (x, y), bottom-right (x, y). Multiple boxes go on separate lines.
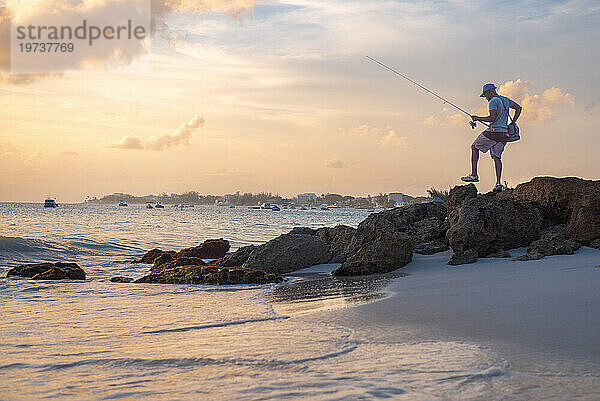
top-left (493, 184), bottom-right (503, 192)
top-left (461, 174), bottom-right (479, 183)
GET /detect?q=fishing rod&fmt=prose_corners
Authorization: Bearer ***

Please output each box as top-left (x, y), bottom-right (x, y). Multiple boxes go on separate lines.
top-left (366, 56), bottom-right (488, 129)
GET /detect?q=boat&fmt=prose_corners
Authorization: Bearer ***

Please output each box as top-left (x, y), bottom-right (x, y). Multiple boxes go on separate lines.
top-left (155, 202), bottom-right (164, 209)
top-left (300, 206), bottom-right (308, 210)
top-left (119, 200), bottom-right (128, 207)
top-left (320, 204), bottom-right (329, 210)
top-left (261, 203), bottom-right (272, 210)
top-left (146, 203), bottom-right (154, 209)
top-left (229, 204), bottom-right (236, 208)
top-left (271, 204), bottom-right (281, 211)
top-left (179, 204), bottom-right (184, 211)
top-left (44, 198), bottom-right (58, 208)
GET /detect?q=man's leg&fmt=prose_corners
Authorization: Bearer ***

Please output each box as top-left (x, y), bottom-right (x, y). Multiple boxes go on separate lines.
top-left (492, 156), bottom-right (502, 186)
top-left (471, 143), bottom-right (479, 177)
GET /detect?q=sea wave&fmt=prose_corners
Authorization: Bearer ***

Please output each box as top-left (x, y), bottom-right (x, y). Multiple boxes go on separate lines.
top-left (0, 235), bottom-right (145, 266)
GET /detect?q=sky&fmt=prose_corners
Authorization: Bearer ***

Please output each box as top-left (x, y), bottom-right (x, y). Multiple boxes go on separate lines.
top-left (1, 0), bottom-right (599, 202)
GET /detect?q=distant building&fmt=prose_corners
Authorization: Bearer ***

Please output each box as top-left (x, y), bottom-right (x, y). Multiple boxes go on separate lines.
top-left (297, 193), bottom-right (317, 205)
top-left (388, 193), bottom-right (404, 204)
top-left (146, 195), bottom-right (157, 202)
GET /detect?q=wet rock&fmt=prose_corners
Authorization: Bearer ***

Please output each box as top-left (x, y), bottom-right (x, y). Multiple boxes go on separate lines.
top-left (136, 248), bottom-right (169, 264)
top-left (447, 191), bottom-right (543, 259)
top-left (135, 265), bottom-right (281, 285)
top-left (242, 233), bottom-right (330, 274)
top-left (447, 249), bottom-right (478, 265)
top-left (153, 252), bottom-right (175, 268)
top-left (177, 239), bottom-right (230, 259)
top-left (414, 241), bottom-right (449, 255)
top-left (512, 177), bottom-right (600, 244)
top-left (151, 256), bottom-right (207, 273)
top-left (110, 276), bottom-right (134, 283)
top-left (7, 262), bottom-right (86, 280)
top-left (212, 245), bottom-right (256, 267)
top-left (332, 233), bottom-right (413, 276)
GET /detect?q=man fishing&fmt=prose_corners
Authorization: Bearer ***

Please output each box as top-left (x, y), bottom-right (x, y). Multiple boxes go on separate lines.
top-left (461, 83), bottom-right (522, 192)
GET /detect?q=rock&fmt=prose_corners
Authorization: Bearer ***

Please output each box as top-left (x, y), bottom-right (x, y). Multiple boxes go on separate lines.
top-left (212, 245), bottom-right (256, 267)
top-left (7, 262), bottom-right (86, 280)
top-left (110, 276), bottom-right (134, 283)
top-left (349, 203), bottom-right (448, 253)
top-left (136, 248), bottom-right (168, 264)
top-left (315, 225), bottom-right (358, 262)
top-left (447, 184), bottom-right (478, 214)
top-left (447, 249), bottom-right (478, 265)
top-left (565, 207), bottom-right (600, 244)
top-left (591, 238), bottom-right (600, 250)
top-left (513, 252), bottom-right (544, 261)
top-left (512, 177), bottom-right (600, 244)
top-left (242, 233), bottom-right (330, 274)
top-left (151, 256), bottom-right (206, 273)
top-left (483, 250), bottom-right (511, 258)
top-left (414, 241), bottom-right (449, 255)
top-left (177, 239), bottom-right (230, 259)
top-left (135, 265), bottom-right (281, 285)
top-left (447, 190), bottom-right (543, 258)
top-left (513, 225), bottom-right (581, 261)
top-left (153, 252), bottom-right (175, 268)
top-left (332, 233), bottom-right (413, 276)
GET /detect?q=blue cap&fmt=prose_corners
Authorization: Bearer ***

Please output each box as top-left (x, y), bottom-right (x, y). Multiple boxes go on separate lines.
top-left (480, 83), bottom-right (497, 97)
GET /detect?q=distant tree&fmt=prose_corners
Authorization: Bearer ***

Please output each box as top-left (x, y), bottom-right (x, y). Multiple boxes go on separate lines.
top-left (427, 187), bottom-right (449, 201)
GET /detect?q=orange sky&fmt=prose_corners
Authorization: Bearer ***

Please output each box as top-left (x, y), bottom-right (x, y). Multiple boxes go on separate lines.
top-left (1, 0), bottom-right (598, 202)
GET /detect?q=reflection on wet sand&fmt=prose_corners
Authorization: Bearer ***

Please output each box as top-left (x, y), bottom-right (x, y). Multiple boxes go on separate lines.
top-left (265, 271), bottom-right (408, 315)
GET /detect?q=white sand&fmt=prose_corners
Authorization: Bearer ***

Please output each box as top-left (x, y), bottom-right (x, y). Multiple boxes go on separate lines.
top-left (347, 247), bottom-right (600, 361)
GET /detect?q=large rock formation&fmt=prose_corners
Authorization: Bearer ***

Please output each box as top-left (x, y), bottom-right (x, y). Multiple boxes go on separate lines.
top-left (447, 190), bottom-right (543, 262)
top-left (315, 225), bottom-right (359, 262)
top-left (332, 233), bottom-right (413, 276)
top-left (350, 203), bottom-right (449, 254)
top-left (512, 177), bottom-right (600, 244)
top-left (213, 245), bottom-right (256, 267)
top-left (242, 233), bottom-right (331, 274)
top-left (7, 262), bottom-right (86, 280)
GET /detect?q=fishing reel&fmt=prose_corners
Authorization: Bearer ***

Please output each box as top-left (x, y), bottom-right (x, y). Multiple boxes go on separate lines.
top-left (469, 120), bottom-right (477, 129)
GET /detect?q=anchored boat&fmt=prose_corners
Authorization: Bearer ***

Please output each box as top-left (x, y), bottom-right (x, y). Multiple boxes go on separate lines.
top-left (44, 198), bottom-right (58, 208)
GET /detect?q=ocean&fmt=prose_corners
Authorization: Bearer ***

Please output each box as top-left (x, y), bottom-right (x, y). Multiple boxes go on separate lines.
top-left (1, 203), bottom-right (599, 400)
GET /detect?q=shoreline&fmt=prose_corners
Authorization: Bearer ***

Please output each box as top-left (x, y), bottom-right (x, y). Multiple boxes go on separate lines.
top-left (317, 247), bottom-right (600, 365)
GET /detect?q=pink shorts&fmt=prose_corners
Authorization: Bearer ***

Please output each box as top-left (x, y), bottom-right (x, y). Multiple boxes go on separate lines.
top-left (473, 132), bottom-right (506, 159)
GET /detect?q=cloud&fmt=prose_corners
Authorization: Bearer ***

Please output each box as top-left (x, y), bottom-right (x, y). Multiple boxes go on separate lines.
top-left (111, 115), bottom-right (204, 150)
top-left (423, 108), bottom-right (466, 128)
top-left (378, 130), bottom-right (410, 148)
top-left (499, 79), bottom-right (574, 124)
top-left (324, 159), bottom-right (346, 168)
top-left (0, 0), bottom-right (256, 83)
top-left (346, 125), bottom-right (410, 149)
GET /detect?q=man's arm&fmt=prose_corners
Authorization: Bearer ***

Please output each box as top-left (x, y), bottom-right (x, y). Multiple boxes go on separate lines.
top-left (510, 100), bottom-right (522, 123)
top-left (471, 109), bottom-right (497, 123)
